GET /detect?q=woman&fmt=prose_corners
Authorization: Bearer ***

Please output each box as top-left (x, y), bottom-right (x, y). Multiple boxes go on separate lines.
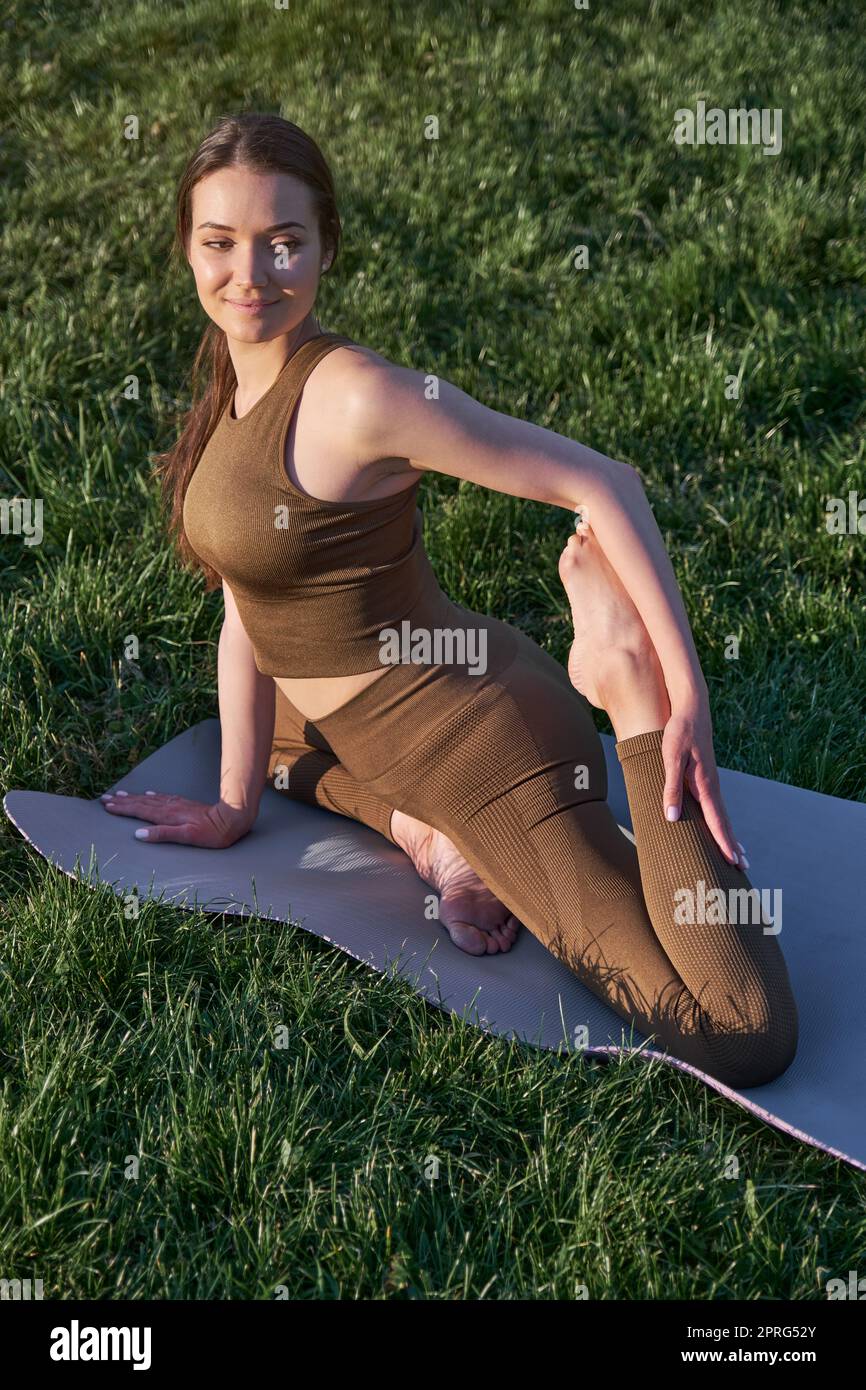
top-left (103, 112), bottom-right (798, 1088)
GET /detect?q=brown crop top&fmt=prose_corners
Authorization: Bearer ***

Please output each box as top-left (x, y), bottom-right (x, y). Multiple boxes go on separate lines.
top-left (182, 331), bottom-right (449, 677)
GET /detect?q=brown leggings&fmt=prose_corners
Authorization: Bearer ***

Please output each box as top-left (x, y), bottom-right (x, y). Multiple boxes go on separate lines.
top-left (267, 602), bottom-right (798, 1089)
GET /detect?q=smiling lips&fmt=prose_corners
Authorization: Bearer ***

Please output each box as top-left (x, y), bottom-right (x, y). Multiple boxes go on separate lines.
top-left (225, 299), bottom-right (278, 315)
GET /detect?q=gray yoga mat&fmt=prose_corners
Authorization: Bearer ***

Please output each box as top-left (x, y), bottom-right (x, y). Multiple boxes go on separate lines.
top-left (5, 718), bottom-right (865, 1172)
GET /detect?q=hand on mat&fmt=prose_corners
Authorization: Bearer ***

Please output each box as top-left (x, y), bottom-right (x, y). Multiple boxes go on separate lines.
top-left (99, 790), bottom-right (252, 849)
top-left (661, 707), bottom-right (746, 870)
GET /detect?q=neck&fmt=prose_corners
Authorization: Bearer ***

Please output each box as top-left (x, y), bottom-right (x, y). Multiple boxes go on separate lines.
top-left (228, 312), bottom-right (323, 411)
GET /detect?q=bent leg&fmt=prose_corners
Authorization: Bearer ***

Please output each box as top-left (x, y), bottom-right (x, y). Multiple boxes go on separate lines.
top-left (320, 631), bottom-right (798, 1088)
top-left (614, 727), bottom-right (799, 1084)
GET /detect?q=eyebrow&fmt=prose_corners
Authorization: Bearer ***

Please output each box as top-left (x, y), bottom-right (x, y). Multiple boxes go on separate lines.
top-left (196, 220), bottom-right (307, 233)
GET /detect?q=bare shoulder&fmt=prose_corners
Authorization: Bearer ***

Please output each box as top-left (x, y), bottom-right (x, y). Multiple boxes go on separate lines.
top-left (304, 338), bottom-right (507, 479)
top-left (300, 339), bottom-right (423, 473)
top-left (306, 339), bottom-right (414, 402)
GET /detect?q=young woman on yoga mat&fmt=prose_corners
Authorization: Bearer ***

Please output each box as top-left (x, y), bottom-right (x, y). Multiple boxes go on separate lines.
top-left (102, 113), bottom-right (798, 1089)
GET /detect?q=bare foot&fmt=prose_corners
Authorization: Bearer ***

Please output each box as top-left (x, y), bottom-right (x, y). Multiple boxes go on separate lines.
top-left (557, 529), bottom-right (670, 739)
top-left (390, 809), bottom-right (521, 956)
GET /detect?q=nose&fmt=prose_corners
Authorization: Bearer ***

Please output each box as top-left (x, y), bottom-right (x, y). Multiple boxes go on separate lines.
top-left (229, 241), bottom-right (273, 291)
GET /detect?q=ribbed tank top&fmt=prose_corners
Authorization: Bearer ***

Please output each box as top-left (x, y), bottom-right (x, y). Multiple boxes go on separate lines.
top-left (182, 331), bottom-right (450, 677)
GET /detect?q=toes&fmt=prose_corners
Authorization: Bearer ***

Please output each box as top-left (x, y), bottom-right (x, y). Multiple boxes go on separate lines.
top-left (493, 916), bottom-right (522, 951)
top-left (445, 921), bottom-right (490, 956)
top-left (440, 899), bottom-right (523, 954)
top-left (444, 916), bottom-right (520, 955)
top-left (559, 535), bottom-right (582, 573)
top-left (484, 920), bottom-right (518, 952)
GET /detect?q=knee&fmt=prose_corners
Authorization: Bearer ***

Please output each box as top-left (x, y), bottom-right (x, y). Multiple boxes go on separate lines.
top-left (707, 989), bottom-right (799, 1089)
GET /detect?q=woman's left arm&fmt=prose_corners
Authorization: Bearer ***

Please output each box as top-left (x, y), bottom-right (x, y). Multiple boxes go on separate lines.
top-left (343, 353), bottom-right (740, 865)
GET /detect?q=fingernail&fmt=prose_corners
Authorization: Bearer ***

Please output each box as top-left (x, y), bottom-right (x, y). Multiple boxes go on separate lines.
top-left (134, 828), bottom-right (149, 839)
top-left (666, 805), bottom-right (679, 821)
top-left (99, 792), bottom-right (112, 800)
top-left (740, 855), bottom-right (750, 870)
top-left (145, 790), bottom-right (156, 796)
top-left (115, 790), bottom-right (129, 797)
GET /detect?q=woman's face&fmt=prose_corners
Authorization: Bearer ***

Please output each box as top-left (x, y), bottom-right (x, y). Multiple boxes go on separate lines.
top-left (186, 165), bottom-right (330, 343)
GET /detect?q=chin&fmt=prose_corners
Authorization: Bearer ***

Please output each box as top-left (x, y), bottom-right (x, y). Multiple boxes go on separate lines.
top-left (220, 316), bottom-right (283, 342)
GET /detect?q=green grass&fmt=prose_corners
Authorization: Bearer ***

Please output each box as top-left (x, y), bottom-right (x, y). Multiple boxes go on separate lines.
top-left (1, 0), bottom-right (864, 1298)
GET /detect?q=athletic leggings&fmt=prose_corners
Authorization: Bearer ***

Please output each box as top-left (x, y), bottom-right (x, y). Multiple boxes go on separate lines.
top-left (267, 600), bottom-right (799, 1089)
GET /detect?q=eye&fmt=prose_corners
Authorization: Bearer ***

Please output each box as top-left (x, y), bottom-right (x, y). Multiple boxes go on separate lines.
top-left (200, 238), bottom-right (300, 253)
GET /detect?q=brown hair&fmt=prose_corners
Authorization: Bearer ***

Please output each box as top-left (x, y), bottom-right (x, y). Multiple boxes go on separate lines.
top-left (150, 112), bottom-right (342, 590)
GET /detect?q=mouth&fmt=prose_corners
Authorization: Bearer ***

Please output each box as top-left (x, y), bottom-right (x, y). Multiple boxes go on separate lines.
top-left (225, 299), bottom-right (279, 315)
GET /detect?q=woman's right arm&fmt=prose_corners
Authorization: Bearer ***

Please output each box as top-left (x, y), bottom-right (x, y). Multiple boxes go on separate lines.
top-left (100, 579), bottom-right (275, 847)
top-left (215, 579), bottom-right (276, 839)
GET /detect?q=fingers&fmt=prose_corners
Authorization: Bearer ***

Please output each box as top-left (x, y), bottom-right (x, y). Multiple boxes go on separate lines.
top-left (99, 791), bottom-right (230, 848)
top-left (691, 774), bottom-right (742, 868)
top-left (100, 791), bottom-right (189, 825)
top-left (100, 790), bottom-right (158, 807)
top-left (132, 822), bottom-right (197, 844)
top-left (665, 748), bottom-right (746, 869)
top-left (661, 740), bottom-right (688, 823)
top-left (100, 790), bottom-right (202, 843)
top-left (684, 762), bottom-right (701, 804)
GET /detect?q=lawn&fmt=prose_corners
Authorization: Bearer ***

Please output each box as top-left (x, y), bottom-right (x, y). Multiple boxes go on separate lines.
top-left (0, 0), bottom-right (864, 1299)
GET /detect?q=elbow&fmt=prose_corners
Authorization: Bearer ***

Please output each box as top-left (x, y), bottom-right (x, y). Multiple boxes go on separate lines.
top-left (569, 459), bottom-right (646, 530)
top-left (604, 459), bottom-right (646, 509)
top-left (612, 458), bottom-right (643, 492)
top-left (581, 458), bottom-right (643, 510)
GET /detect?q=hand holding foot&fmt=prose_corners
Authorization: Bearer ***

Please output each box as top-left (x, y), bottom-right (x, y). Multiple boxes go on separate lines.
top-left (557, 528), bottom-right (744, 869)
